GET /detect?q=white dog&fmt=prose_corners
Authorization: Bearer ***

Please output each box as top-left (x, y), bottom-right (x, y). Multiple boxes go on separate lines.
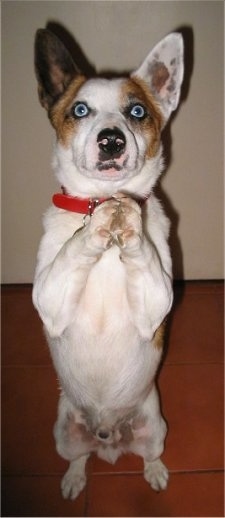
top-left (33, 29), bottom-right (184, 500)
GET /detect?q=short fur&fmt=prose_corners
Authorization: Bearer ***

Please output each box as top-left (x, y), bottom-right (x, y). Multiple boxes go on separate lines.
top-left (33, 29), bottom-right (184, 499)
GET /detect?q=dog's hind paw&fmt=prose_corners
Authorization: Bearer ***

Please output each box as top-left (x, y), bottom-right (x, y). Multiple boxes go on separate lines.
top-left (61, 462), bottom-right (86, 500)
top-left (144, 458), bottom-right (169, 491)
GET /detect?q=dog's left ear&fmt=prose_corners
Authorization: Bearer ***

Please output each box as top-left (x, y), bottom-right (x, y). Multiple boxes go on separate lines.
top-left (132, 33), bottom-right (184, 123)
top-left (34, 29), bottom-right (80, 110)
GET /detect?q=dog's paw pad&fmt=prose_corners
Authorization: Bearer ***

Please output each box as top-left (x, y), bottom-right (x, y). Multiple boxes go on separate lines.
top-left (86, 197), bottom-right (142, 252)
top-left (109, 201), bottom-right (142, 250)
top-left (61, 469), bottom-right (86, 500)
top-left (144, 459), bottom-right (169, 491)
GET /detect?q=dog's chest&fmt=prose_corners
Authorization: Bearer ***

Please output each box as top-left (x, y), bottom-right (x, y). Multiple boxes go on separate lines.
top-left (76, 246), bottom-right (129, 334)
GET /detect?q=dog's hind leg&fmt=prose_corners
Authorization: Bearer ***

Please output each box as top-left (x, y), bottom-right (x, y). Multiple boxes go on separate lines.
top-left (130, 384), bottom-right (169, 492)
top-left (61, 455), bottom-right (89, 500)
top-left (53, 394), bottom-right (94, 499)
top-left (144, 458), bottom-right (169, 491)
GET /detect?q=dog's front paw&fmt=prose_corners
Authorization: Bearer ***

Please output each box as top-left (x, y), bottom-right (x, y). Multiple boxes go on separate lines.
top-left (61, 464), bottom-right (86, 500)
top-left (98, 194), bottom-right (142, 252)
top-left (84, 196), bottom-right (142, 253)
top-left (84, 198), bottom-right (120, 251)
top-left (108, 196), bottom-right (142, 250)
top-left (144, 458), bottom-right (169, 491)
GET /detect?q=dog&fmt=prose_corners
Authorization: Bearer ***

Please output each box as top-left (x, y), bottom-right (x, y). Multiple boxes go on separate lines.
top-left (33, 28), bottom-right (184, 500)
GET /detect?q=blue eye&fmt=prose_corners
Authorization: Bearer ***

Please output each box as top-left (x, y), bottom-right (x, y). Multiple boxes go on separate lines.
top-left (73, 102), bottom-right (89, 118)
top-left (130, 104), bottom-right (146, 119)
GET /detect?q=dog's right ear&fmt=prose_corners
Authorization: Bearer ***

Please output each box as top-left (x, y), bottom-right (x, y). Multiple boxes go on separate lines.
top-left (34, 29), bottom-right (80, 110)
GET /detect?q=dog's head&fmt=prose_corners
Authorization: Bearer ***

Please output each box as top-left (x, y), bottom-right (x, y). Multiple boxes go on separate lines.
top-left (35, 30), bottom-right (183, 197)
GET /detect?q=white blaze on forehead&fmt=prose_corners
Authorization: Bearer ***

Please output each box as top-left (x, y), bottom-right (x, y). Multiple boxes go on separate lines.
top-left (53, 74), bottom-right (163, 194)
top-left (74, 77), bottom-right (125, 112)
top-left (72, 76), bottom-right (149, 180)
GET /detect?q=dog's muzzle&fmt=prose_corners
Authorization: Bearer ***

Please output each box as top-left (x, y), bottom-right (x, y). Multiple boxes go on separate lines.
top-left (97, 127), bottom-right (126, 160)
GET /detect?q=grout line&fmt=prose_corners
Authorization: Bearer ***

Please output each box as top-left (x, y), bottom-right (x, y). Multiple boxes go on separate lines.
top-left (2, 468), bottom-right (224, 478)
top-left (2, 474), bottom-right (58, 480)
top-left (85, 468), bottom-right (225, 477)
top-left (2, 364), bottom-right (53, 369)
top-left (163, 360), bottom-right (224, 366)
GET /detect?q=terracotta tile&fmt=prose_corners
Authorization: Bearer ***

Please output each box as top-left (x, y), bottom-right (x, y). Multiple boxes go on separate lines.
top-left (2, 366), bottom-right (67, 475)
top-left (1, 475), bottom-right (86, 517)
top-left (92, 363), bottom-right (224, 474)
top-left (2, 282), bottom-right (223, 366)
top-left (2, 364), bottom-right (142, 477)
top-left (3, 358), bottom-right (222, 477)
top-left (87, 471), bottom-right (224, 517)
top-left (159, 363), bottom-right (224, 471)
top-left (2, 282), bottom-right (224, 517)
top-left (177, 281), bottom-right (224, 295)
top-left (165, 283), bottom-right (224, 364)
top-left (2, 286), bottom-right (50, 366)
top-left (90, 450), bottom-right (143, 474)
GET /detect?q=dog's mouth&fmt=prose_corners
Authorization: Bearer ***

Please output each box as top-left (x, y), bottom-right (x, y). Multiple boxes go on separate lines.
top-left (94, 128), bottom-right (129, 177)
top-left (96, 156), bottom-right (129, 172)
top-left (75, 124), bottom-right (141, 180)
top-left (81, 155), bottom-right (132, 181)
top-left (96, 160), bottom-right (122, 172)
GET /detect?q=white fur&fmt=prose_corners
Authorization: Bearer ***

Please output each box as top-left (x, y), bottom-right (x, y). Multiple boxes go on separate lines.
top-left (133, 33), bottom-right (184, 122)
top-left (52, 78), bottom-right (164, 198)
top-left (33, 31), bottom-right (184, 499)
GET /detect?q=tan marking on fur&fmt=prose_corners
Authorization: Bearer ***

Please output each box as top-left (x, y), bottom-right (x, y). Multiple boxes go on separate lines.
top-left (151, 62), bottom-right (169, 93)
top-left (119, 422), bottom-right (134, 443)
top-left (50, 75), bottom-right (87, 146)
top-left (121, 77), bottom-right (163, 158)
top-left (67, 413), bottom-right (96, 445)
top-left (153, 320), bottom-right (166, 349)
top-left (132, 415), bottom-right (147, 430)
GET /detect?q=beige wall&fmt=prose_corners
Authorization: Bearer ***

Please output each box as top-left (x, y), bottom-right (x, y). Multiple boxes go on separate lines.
top-left (2, 1), bottom-right (224, 282)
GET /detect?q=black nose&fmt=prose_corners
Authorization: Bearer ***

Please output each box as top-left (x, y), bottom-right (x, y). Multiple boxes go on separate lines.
top-left (97, 127), bottom-right (126, 158)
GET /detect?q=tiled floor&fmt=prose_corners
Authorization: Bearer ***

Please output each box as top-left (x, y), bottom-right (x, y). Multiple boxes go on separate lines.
top-left (1, 282), bottom-right (224, 517)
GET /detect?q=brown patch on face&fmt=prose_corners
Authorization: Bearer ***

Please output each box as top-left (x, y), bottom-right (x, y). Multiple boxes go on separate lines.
top-left (121, 77), bottom-right (163, 158)
top-left (49, 75), bottom-right (87, 146)
top-left (153, 320), bottom-right (166, 349)
top-left (150, 61), bottom-right (169, 93)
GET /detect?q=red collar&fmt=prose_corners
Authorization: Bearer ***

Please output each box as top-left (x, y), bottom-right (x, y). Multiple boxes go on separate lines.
top-left (52, 188), bottom-right (148, 215)
top-left (52, 192), bottom-right (109, 215)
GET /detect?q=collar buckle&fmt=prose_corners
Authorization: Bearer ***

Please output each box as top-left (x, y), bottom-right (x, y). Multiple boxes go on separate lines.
top-left (88, 198), bottom-right (100, 215)
top-left (83, 199), bottom-right (101, 225)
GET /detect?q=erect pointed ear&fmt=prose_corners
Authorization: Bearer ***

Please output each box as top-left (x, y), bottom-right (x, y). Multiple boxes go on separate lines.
top-left (132, 33), bottom-right (184, 124)
top-left (34, 29), bottom-right (80, 110)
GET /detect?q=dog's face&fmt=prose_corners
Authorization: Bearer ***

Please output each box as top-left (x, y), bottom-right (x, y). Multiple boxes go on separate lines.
top-left (51, 76), bottom-right (163, 182)
top-left (35, 30), bottom-right (183, 195)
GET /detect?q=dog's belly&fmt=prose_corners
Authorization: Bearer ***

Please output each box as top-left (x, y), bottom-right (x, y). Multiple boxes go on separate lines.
top-left (50, 322), bottom-right (160, 411)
